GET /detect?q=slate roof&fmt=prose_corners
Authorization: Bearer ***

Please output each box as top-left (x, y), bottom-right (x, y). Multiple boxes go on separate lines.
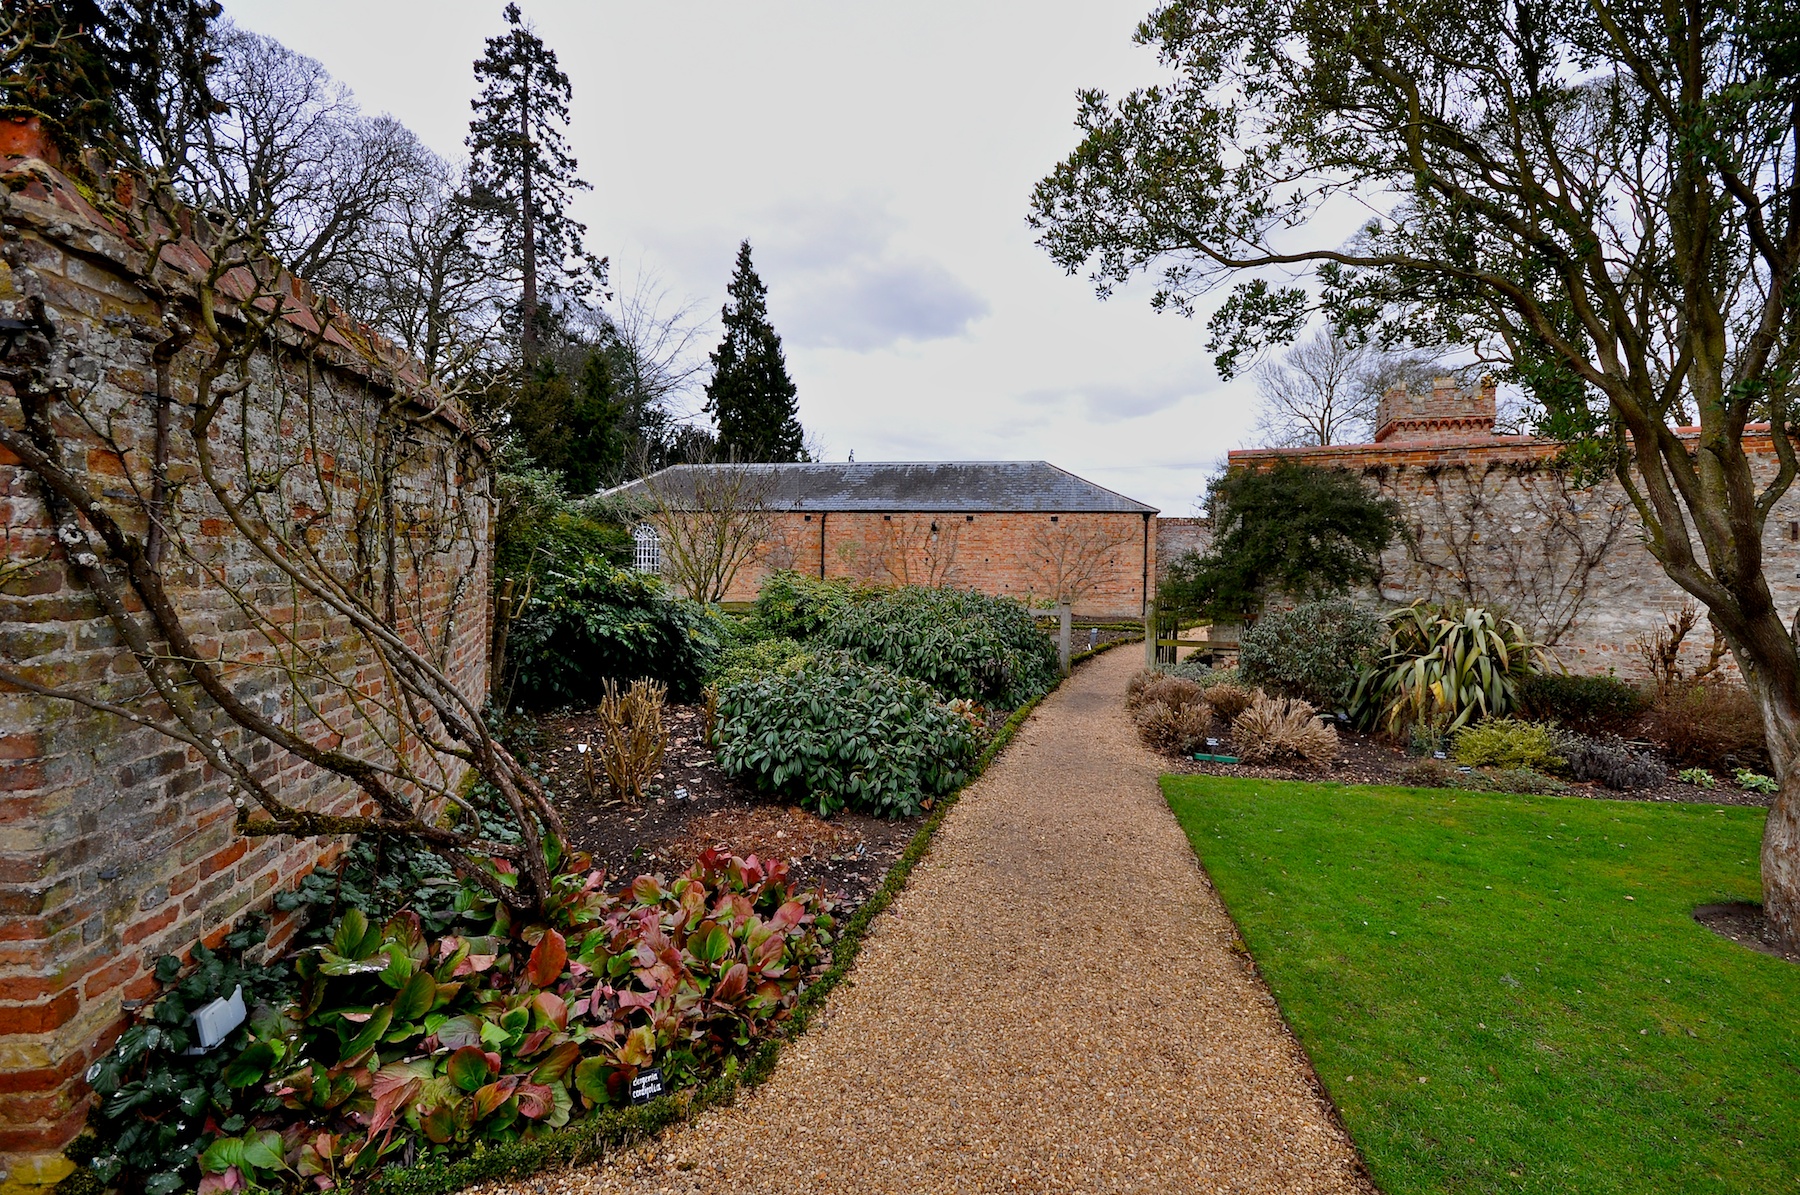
top-left (602, 461), bottom-right (1158, 514)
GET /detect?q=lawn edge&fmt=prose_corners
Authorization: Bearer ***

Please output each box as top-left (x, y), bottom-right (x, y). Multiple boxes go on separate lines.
top-left (357, 638), bottom-right (1131, 1194)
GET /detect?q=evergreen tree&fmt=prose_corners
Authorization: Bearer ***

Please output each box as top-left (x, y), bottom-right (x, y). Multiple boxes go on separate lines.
top-left (704, 241), bottom-right (805, 462)
top-left (508, 349), bottom-right (627, 494)
top-left (465, 3), bottom-right (599, 368)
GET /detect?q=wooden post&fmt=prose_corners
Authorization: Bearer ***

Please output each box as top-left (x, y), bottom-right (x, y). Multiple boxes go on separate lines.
top-left (1058, 603), bottom-right (1072, 675)
top-left (1145, 600), bottom-right (1157, 671)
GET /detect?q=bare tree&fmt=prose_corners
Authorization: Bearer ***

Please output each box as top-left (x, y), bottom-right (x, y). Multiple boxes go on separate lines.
top-left (639, 465), bottom-right (780, 602)
top-left (1250, 326), bottom-right (1442, 447)
top-left (870, 516), bottom-right (962, 587)
top-left (1023, 519), bottom-right (1134, 609)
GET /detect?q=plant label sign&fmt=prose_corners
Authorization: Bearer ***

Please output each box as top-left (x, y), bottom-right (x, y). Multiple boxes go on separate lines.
top-left (629, 1067), bottom-right (665, 1105)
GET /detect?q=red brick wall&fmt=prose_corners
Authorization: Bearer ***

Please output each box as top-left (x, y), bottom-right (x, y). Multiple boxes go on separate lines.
top-left (0, 140), bottom-right (491, 1191)
top-left (705, 510), bottom-right (1156, 619)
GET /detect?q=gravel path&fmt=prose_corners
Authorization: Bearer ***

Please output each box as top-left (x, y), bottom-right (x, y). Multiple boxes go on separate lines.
top-left (483, 648), bottom-right (1372, 1194)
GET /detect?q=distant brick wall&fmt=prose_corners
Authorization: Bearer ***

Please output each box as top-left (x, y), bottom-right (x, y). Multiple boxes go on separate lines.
top-left (1154, 517), bottom-right (1211, 581)
top-left (0, 132), bottom-right (490, 1192)
top-left (700, 510), bottom-right (1156, 620)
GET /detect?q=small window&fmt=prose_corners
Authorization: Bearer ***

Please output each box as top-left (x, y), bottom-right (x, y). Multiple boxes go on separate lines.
top-left (633, 523), bottom-right (661, 573)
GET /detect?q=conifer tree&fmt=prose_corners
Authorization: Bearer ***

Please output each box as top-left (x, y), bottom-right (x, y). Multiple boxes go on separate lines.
top-left (466, 2), bottom-right (599, 368)
top-left (508, 350), bottom-right (626, 494)
top-left (704, 241), bottom-right (806, 462)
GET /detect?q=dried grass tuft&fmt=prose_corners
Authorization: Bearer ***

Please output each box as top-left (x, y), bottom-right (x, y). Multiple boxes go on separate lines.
top-left (1204, 682), bottom-right (1258, 724)
top-left (596, 678), bottom-right (669, 803)
top-left (1134, 699), bottom-right (1213, 756)
top-left (1233, 694), bottom-right (1338, 767)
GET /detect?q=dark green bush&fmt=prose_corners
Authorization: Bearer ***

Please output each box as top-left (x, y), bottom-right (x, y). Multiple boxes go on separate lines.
top-left (1562, 735), bottom-right (1666, 790)
top-left (820, 586), bottom-right (1058, 707)
top-left (494, 466), bottom-right (631, 586)
top-left (1239, 598), bottom-right (1384, 709)
top-left (507, 560), bottom-right (720, 705)
top-left (751, 571), bottom-right (867, 639)
top-left (1516, 671), bottom-right (1648, 734)
top-left (81, 924), bottom-right (296, 1195)
top-left (714, 652), bottom-right (981, 816)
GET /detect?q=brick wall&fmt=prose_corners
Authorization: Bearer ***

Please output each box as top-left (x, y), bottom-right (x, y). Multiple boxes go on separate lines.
top-left (0, 133), bottom-right (491, 1192)
top-left (700, 510), bottom-right (1156, 620)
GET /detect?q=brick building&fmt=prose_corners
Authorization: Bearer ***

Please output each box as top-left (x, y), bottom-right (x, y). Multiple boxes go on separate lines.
top-left (1155, 374), bottom-right (1800, 679)
top-left (0, 124), bottom-right (491, 1191)
top-left (610, 461), bottom-right (1159, 620)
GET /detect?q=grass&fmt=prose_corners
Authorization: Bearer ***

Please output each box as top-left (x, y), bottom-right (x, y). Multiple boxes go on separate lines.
top-left (1161, 775), bottom-right (1800, 1195)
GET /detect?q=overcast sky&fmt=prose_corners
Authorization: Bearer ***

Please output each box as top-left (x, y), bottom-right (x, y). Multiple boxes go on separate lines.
top-left (223, 0), bottom-right (1262, 514)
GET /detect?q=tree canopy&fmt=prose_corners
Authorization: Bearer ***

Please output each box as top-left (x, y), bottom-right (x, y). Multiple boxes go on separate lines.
top-left (1031, 0), bottom-right (1800, 943)
top-left (704, 240), bottom-right (806, 463)
top-left (1161, 464), bottom-right (1397, 621)
top-left (467, 2), bottom-right (599, 367)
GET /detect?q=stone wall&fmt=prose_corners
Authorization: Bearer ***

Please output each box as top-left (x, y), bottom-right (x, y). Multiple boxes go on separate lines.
top-left (704, 510), bottom-right (1156, 620)
top-left (0, 131), bottom-right (491, 1192)
top-left (1221, 430), bottom-right (1800, 681)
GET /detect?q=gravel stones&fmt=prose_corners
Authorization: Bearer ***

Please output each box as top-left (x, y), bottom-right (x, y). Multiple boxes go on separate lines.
top-left (479, 648), bottom-right (1373, 1194)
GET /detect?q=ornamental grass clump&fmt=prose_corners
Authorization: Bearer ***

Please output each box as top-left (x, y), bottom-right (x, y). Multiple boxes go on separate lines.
top-left (1233, 694), bottom-right (1338, 767)
top-left (595, 679), bottom-right (668, 803)
top-left (1203, 681), bottom-right (1258, 724)
top-left (1451, 718), bottom-right (1566, 773)
top-left (83, 850), bottom-right (833, 1195)
top-left (819, 585), bottom-right (1058, 708)
top-left (1135, 699), bottom-right (1213, 756)
top-left (713, 652), bottom-right (981, 817)
top-left (1139, 674), bottom-right (1204, 712)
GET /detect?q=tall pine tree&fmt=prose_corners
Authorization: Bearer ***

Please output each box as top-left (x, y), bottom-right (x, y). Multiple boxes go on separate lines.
top-left (704, 241), bottom-right (805, 462)
top-left (507, 349), bottom-right (627, 494)
top-left (466, 3), bottom-right (599, 368)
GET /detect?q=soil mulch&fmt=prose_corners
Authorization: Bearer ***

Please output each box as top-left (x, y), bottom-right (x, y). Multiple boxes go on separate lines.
top-left (1692, 902), bottom-right (1800, 964)
top-left (522, 704), bottom-right (921, 911)
top-left (1164, 723), bottom-right (1774, 808)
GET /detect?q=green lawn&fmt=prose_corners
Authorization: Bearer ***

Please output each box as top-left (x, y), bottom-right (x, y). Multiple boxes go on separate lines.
top-left (1161, 776), bottom-right (1800, 1195)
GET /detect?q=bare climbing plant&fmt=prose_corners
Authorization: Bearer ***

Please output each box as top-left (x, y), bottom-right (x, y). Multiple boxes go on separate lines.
top-left (0, 151), bottom-right (565, 911)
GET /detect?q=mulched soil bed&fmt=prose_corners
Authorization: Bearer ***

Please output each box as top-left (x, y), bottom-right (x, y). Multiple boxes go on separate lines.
top-left (1163, 723), bottom-right (1774, 808)
top-left (520, 704), bottom-right (922, 911)
top-left (1693, 902), bottom-right (1800, 964)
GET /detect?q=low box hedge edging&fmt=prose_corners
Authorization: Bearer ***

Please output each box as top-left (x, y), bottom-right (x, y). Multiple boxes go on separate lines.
top-left (362, 638), bottom-right (1126, 1195)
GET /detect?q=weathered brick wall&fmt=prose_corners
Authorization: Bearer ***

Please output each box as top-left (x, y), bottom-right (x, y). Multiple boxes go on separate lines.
top-left (709, 510), bottom-right (1156, 620)
top-left (1228, 434), bottom-right (1800, 680)
top-left (0, 134), bottom-right (491, 1192)
top-left (1154, 517), bottom-right (1211, 583)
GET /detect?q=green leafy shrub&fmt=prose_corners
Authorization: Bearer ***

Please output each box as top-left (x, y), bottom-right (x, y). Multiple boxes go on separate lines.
top-left (1164, 656), bottom-right (1216, 683)
top-left (714, 652), bottom-right (981, 816)
top-left (1678, 767), bottom-right (1718, 789)
top-left (1351, 601), bottom-right (1546, 735)
top-left (1233, 694), bottom-right (1338, 767)
top-left (495, 466), bottom-right (631, 586)
top-left (820, 586), bottom-right (1058, 707)
top-left (1561, 735), bottom-right (1665, 790)
top-left (1398, 757), bottom-right (1453, 787)
top-left (82, 924), bottom-right (298, 1195)
top-left (85, 851), bottom-right (832, 1192)
top-left (1735, 768), bottom-right (1778, 794)
top-left (750, 571), bottom-right (869, 639)
top-left (709, 637), bottom-right (811, 689)
top-left (1198, 666), bottom-right (1241, 690)
top-left (1644, 682), bottom-right (1767, 771)
top-left (1515, 671), bottom-right (1649, 735)
top-left (507, 560), bottom-right (721, 704)
top-left (1239, 598), bottom-right (1384, 709)
top-left (1452, 718), bottom-right (1567, 772)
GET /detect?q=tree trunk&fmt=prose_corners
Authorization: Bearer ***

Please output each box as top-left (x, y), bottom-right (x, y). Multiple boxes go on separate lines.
top-left (1736, 624), bottom-right (1800, 945)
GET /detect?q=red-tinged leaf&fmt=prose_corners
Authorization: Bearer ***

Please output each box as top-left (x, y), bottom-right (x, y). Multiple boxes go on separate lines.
top-left (713, 962), bottom-right (748, 1004)
top-left (420, 1102), bottom-right (456, 1144)
top-left (531, 1041), bottom-right (581, 1084)
top-left (616, 987), bottom-right (656, 1011)
top-left (366, 1075), bottom-right (419, 1140)
top-left (455, 953), bottom-right (497, 977)
top-left (619, 1024), bottom-right (655, 1067)
top-left (446, 1046), bottom-right (495, 1093)
top-left (532, 990), bottom-right (568, 1030)
top-left (631, 875), bottom-right (663, 904)
top-left (472, 1076), bottom-right (518, 1119)
top-left (515, 1081), bottom-right (556, 1119)
top-left (528, 929), bottom-right (567, 986)
top-left (433, 1014), bottom-right (482, 1050)
top-left (197, 1167), bottom-right (241, 1193)
top-left (770, 900), bottom-right (805, 931)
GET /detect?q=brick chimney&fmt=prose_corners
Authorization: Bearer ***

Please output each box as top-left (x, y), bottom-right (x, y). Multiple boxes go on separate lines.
top-left (1373, 375), bottom-right (1498, 443)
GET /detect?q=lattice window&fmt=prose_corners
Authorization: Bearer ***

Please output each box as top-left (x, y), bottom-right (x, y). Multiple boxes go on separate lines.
top-left (633, 523), bottom-right (662, 574)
